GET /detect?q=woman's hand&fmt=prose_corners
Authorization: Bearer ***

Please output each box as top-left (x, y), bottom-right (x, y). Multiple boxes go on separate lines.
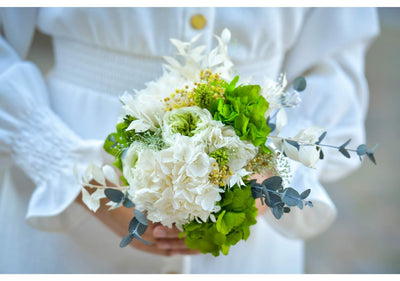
top-left (251, 173), bottom-right (271, 217)
top-left (76, 186), bottom-right (199, 256)
top-left (76, 171), bottom-right (272, 256)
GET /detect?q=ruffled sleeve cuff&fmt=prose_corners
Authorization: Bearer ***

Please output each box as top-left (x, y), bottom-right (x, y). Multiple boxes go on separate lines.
top-left (1, 62), bottom-right (105, 231)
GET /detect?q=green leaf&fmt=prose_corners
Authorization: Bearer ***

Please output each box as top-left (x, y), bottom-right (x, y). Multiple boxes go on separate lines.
top-left (221, 244), bottom-right (230, 255)
top-left (226, 76), bottom-right (239, 93)
top-left (216, 210), bottom-right (226, 233)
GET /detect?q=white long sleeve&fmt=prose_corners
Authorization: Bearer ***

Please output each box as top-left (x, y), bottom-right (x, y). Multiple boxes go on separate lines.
top-left (262, 8), bottom-right (380, 239)
top-left (0, 8), bottom-right (105, 232)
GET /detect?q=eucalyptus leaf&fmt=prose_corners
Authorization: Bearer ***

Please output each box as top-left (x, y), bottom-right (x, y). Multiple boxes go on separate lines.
top-left (368, 144), bottom-right (379, 154)
top-left (133, 234), bottom-right (151, 246)
top-left (316, 131), bottom-right (327, 145)
top-left (367, 152), bottom-right (377, 165)
top-left (300, 189), bottom-right (311, 199)
top-left (282, 188), bottom-right (300, 206)
top-left (306, 201), bottom-right (313, 207)
top-left (120, 234), bottom-right (134, 248)
top-left (105, 188), bottom-right (124, 203)
top-left (268, 192), bottom-right (282, 206)
top-left (262, 176), bottom-right (283, 191)
top-left (134, 209), bottom-right (149, 226)
top-left (357, 144), bottom-right (367, 156)
top-left (136, 222), bottom-right (148, 236)
top-left (338, 147), bottom-right (351, 158)
top-left (297, 200), bottom-right (304, 210)
top-left (293, 76), bottom-right (307, 92)
top-left (268, 122), bottom-right (276, 133)
top-left (341, 139), bottom-right (352, 148)
top-left (129, 217), bottom-right (139, 233)
top-left (272, 205), bottom-right (284, 219)
top-left (319, 149), bottom-right (324, 159)
top-left (123, 198), bottom-right (135, 208)
top-left (251, 186), bottom-right (263, 199)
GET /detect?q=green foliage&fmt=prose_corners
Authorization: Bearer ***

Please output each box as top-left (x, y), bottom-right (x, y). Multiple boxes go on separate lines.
top-left (103, 115), bottom-right (164, 171)
top-left (210, 76), bottom-right (271, 147)
top-left (180, 182), bottom-right (258, 257)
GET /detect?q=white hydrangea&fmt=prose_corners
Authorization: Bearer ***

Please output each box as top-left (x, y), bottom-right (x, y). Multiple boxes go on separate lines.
top-left (123, 135), bottom-right (222, 229)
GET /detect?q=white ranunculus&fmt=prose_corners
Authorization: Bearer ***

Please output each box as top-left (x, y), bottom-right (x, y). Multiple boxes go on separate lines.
top-left (276, 126), bottom-right (325, 168)
top-left (162, 106), bottom-right (214, 145)
top-left (293, 126), bottom-right (325, 144)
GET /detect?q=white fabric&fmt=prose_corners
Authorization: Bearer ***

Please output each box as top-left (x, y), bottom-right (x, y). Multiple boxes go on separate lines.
top-left (0, 7), bottom-right (379, 273)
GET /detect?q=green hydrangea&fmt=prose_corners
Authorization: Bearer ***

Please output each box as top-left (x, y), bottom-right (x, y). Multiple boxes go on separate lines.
top-left (180, 181), bottom-right (258, 257)
top-left (210, 76), bottom-right (271, 148)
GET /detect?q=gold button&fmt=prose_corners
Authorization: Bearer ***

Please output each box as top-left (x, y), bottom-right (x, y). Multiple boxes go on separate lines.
top-left (190, 14), bottom-right (207, 30)
top-left (166, 271), bottom-right (178, 274)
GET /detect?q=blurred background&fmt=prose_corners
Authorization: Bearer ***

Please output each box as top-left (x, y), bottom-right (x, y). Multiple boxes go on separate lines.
top-left (26, 7), bottom-right (400, 274)
top-left (305, 7), bottom-right (400, 274)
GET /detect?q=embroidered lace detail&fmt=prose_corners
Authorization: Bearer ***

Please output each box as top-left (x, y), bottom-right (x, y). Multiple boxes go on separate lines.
top-left (12, 107), bottom-right (82, 185)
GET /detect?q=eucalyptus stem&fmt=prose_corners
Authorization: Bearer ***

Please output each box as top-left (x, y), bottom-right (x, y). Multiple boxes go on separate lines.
top-left (269, 135), bottom-right (358, 152)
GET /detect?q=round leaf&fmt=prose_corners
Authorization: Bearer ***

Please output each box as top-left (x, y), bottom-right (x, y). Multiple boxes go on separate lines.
top-left (129, 217), bottom-right (138, 233)
top-left (282, 188), bottom-right (300, 206)
top-left (134, 209), bottom-right (149, 226)
top-left (357, 144), bottom-right (367, 156)
top-left (104, 188), bottom-right (124, 203)
top-left (123, 198), bottom-right (135, 208)
top-left (293, 76), bottom-right (307, 92)
top-left (262, 176), bottom-right (283, 191)
top-left (272, 205), bottom-right (284, 219)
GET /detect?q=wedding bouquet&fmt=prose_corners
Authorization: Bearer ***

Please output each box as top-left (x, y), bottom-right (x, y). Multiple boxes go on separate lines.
top-left (76, 29), bottom-right (377, 257)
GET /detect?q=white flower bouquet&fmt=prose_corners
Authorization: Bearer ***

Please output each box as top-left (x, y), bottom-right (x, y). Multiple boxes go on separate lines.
top-left (77, 29), bottom-right (376, 256)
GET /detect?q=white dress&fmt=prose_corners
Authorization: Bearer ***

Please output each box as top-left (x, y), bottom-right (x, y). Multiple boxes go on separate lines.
top-left (0, 8), bottom-right (379, 273)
